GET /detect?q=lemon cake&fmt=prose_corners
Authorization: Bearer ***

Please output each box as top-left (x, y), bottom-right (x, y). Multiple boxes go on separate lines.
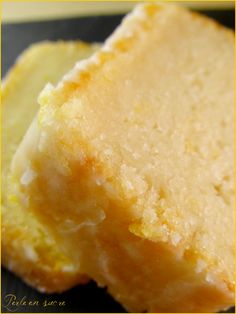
top-left (11, 3), bottom-right (234, 312)
top-left (2, 41), bottom-right (99, 292)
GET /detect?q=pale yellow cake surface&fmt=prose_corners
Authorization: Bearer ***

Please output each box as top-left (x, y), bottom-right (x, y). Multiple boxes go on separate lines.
top-left (11, 3), bottom-right (234, 312)
top-left (2, 41), bottom-right (99, 292)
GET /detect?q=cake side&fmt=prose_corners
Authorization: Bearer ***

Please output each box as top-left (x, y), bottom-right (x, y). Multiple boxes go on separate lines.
top-left (35, 2), bottom-right (234, 286)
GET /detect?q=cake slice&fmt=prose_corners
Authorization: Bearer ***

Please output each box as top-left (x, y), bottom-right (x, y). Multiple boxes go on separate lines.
top-left (11, 3), bottom-right (234, 312)
top-left (2, 41), bottom-right (99, 292)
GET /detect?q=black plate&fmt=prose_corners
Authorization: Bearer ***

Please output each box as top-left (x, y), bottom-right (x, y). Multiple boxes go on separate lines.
top-left (2, 9), bottom-right (235, 313)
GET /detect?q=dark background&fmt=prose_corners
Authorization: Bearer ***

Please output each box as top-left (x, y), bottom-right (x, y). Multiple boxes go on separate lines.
top-left (2, 9), bottom-right (235, 314)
